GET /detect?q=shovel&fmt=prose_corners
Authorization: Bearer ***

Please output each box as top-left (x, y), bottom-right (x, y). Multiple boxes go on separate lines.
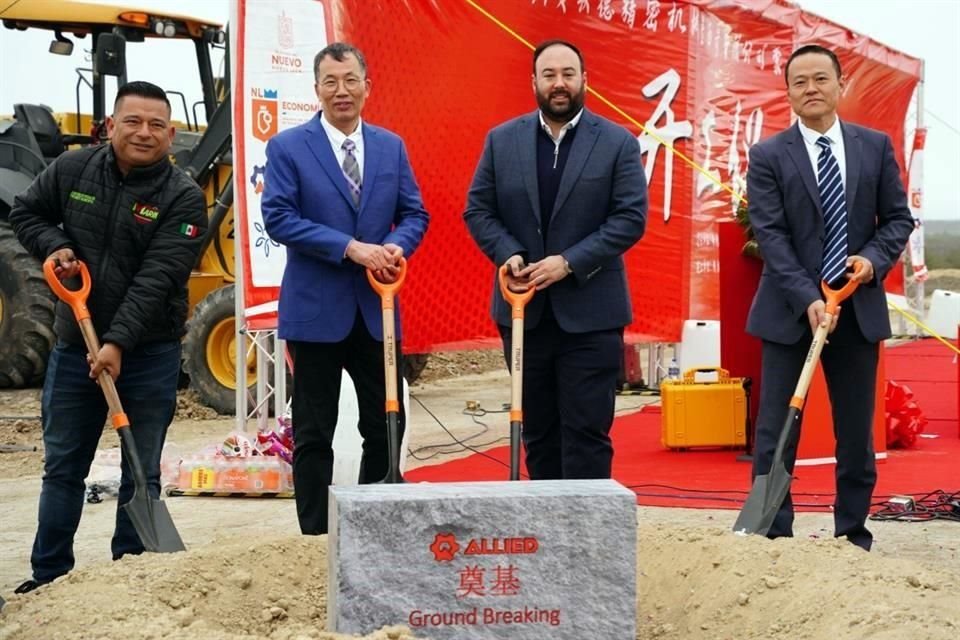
top-left (43, 260), bottom-right (185, 553)
top-left (498, 264), bottom-right (535, 481)
top-left (733, 265), bottom-right (862, 536)
top-left (367, 257), bottom-right (408, 484)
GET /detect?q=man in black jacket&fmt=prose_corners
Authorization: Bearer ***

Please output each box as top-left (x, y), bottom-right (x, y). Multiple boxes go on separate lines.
top-left (9, 81), bottom-right (206, 592)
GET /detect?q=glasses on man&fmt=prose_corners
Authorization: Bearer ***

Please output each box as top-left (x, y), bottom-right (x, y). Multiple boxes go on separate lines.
top-left (319, 76), bottom-right (363, 92)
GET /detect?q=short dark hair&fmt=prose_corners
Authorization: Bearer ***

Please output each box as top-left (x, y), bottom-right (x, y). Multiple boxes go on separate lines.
top-left (533, 39), bottom-right (585, 74)
top-left (314, 42), bottom-right (368, 81)
top-left (784, 45), bottom-right (842, 85)
top-left (114, 81), bottom-right (170, 115)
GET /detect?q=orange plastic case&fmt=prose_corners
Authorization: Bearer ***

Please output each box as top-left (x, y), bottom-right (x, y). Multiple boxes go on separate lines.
top-left (660, 368), bottom-right (746, 449)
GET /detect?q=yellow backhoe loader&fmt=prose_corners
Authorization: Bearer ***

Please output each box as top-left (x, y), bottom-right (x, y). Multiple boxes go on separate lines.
top-left (0, 0), bottom-right (251, 412)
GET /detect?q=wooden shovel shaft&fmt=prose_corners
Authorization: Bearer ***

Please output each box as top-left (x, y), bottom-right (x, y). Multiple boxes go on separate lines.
top-left (77, 318), bottom-right (151, 487)
top-left (509, 316), bottom-right (524, 423)
top-left (367, 259), bottom-right (408, 484)
top-left (498, 265), bottom-right (534, 481)
top-left (787, 315), bottom-right (833, 412)
top-left (77, 317), bottom-right (128, 428)
top-left (380, 306), bottom-right (399, 412)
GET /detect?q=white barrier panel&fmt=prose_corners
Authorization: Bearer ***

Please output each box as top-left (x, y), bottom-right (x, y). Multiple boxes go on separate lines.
top-left (332, 373), bottom-right (411, 486)
top-left (926, 290), bottom-right (959, 339)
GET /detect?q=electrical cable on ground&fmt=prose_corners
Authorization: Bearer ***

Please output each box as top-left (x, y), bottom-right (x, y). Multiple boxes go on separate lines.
top-left (407, 394), bottom-right (520, 476)
top-left (870, 490), bottom-right (960, 522)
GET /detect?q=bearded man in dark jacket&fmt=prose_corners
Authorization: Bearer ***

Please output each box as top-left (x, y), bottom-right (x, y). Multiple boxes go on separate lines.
top-left (9, 81), bottom-right (206, 592)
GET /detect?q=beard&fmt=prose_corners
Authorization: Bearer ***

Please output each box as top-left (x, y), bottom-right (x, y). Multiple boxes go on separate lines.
top-left (536, 85), bottom-right (585, 122)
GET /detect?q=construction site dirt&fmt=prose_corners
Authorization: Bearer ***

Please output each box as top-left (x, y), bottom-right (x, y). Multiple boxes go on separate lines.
top-left (1, 348), bottom-right (958, 639)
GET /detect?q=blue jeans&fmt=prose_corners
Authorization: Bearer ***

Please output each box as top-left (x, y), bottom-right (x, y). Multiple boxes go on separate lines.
top-left (31, 340), bottom-right (180, 583)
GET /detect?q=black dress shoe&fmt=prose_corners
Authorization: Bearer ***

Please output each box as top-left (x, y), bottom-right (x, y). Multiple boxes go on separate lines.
top-left (14, 579), bottom-right (48, 594)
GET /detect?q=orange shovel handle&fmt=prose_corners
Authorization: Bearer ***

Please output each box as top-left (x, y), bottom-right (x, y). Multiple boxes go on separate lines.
top-left (42, 259), bottom-right (92, 322)
top-left (820, 261), bottom-right (865, 315)
top-left (498, 265), bottom-right (535, 320)
top-left (366, 256), bottom-right (407, 310)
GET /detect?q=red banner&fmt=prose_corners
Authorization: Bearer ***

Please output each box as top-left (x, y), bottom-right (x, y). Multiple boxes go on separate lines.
top-left (235, 0), bottom-right (921, 350)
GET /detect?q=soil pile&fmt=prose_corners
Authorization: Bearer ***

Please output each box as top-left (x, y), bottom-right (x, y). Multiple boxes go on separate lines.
top-left (0, 536), bottom-right (423, 640)
top-left (638, 524), bottom-right (959, 639)
top-left (2, 525), bottom-right (958, 639)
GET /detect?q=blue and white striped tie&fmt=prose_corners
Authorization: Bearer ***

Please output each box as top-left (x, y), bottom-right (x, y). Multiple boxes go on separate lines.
top-left (817, 135), bottom-right (848, 285)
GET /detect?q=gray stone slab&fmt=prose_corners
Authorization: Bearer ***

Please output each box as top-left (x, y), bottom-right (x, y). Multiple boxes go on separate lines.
top-left (329, 479), bottom-right (636, 639)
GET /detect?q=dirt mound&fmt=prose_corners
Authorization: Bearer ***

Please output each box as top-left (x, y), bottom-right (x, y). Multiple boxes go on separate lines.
top-left (413, 349), bottom-right (504, 385)
top-left (0, 536), bottom-right (423, 640)
top-left (924, 268), bottom-right (960, 296)
top-left (0, 416), bottom-right (43, 477)
top-left (3, 524), bottom-right (957, 639)
top-left (176, 389), bottom-right (223, 420)
top-left (638, 525), bottom-right (959, 639)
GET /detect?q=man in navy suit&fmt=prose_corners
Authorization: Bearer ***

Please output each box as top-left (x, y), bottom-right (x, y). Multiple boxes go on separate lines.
top-left (746, 45), bottom-right (913, 550)
top-left (464, 40), bottom-right (648, 480)
top-left (262, 43), bottom-right (429, 535)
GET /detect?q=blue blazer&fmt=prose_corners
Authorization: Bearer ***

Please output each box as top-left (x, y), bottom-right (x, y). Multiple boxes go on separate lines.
top-left (464, 109), bottom-right (648, 332)
top-left (261, 115), bottom-right (429, 343)
top-left (745, 121), bottom-right (913, 345)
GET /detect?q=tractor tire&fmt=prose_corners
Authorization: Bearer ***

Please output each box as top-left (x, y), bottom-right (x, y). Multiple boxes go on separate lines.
top-left (0, 220), bottom-right (57, 388)
top-left (182, 284), bottom-right (254, 414)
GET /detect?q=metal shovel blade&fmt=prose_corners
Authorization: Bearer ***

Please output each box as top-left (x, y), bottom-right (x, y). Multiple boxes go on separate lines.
top-left (118, 427), bottom-right (185, 553)
top-left (732, 408), bottom-right (800, 536)
top-left (376, 412), bottom-right (404, 484)
top-left (123, 492), bottom-right (186, 553)
top-left (732, 461), bottom-right (793, 536)
top-left (509, 420), bottom-right (521, 481)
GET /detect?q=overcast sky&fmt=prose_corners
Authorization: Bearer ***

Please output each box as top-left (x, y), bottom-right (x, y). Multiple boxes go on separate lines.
top-left (1, 0), bottom-right (956, 219)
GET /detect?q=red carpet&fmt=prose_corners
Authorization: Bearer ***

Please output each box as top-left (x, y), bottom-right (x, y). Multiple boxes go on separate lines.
top-left (406, 339), bottom-right (959, 511)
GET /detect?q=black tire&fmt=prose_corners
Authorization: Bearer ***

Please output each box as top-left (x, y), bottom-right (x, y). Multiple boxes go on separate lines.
top-left (0, 219), bottom-right (57, 388)
top-left (182, 284), bottom-right (252, 414)
top-left (402, 353), bottom-right (430, 384)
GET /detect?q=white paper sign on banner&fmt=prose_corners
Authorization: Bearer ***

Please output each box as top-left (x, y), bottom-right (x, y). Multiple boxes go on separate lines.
top-left (237, 2), bottom-right (330, 290)
top-left (907, 128), bottom-right (927, 281)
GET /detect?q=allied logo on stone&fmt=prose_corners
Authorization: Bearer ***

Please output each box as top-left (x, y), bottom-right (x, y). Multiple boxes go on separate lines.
top-left (429, 532), bottom-right (540, 562)
top-left (430, 533), bottom-right (459, 562)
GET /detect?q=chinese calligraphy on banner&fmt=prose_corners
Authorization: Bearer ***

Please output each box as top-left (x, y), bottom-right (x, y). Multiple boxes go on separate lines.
top-left (232, 0), bottom-right (920, 343)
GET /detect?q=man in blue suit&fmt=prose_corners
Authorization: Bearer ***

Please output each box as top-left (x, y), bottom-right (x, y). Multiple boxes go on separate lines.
top-left (746, 45), bottom-right (913, 550)
top-left (464, 40), bottom-right (648, 480)
top-left (262, 43), bottom-right (429, 535)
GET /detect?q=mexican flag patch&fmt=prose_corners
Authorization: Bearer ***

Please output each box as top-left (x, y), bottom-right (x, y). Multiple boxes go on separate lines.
top-left (179, 223), bottom-right (201, 238)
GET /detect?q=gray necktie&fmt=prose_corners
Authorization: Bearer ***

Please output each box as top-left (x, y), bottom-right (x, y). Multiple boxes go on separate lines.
top-left (341, 138), bottom-right (361, 207)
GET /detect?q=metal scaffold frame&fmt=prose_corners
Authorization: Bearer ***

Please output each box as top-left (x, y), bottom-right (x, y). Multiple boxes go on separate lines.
top-left (232, 197), bottom-right (288, 432)
top-left (232, 327), bottom-right (287, 433)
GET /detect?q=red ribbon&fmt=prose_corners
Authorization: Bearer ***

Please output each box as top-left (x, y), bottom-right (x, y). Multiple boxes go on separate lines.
top-left (884, 380), bottom-right (928, 449)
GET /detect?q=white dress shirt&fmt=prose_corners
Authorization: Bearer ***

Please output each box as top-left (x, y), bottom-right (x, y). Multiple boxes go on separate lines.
top-left (797, 117), bottom-right (846, 188)
top-left (539, 108), bottom-right (584, 168)
top-left (538, 108), bottom-right (584, 144)
top-left (320, 111), bottom-right (364, 177)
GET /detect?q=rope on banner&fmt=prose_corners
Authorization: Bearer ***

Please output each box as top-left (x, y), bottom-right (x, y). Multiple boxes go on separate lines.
top-left (463, 0), bottom-right (746, 205)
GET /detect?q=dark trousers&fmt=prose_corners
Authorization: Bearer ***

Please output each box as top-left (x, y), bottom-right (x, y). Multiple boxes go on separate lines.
top-left (32, 340), bottom-right (180, 583)
top-left (752, 309), bottom-right (878, 551)
top-left (288, 312), bottom-right (404, 535)
top-left (499, 311), bottom-right (622, 480)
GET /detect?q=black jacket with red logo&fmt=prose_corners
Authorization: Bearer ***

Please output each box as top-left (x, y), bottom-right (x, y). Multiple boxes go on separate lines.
top-left (10, 144), bottom-right (207, 351)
